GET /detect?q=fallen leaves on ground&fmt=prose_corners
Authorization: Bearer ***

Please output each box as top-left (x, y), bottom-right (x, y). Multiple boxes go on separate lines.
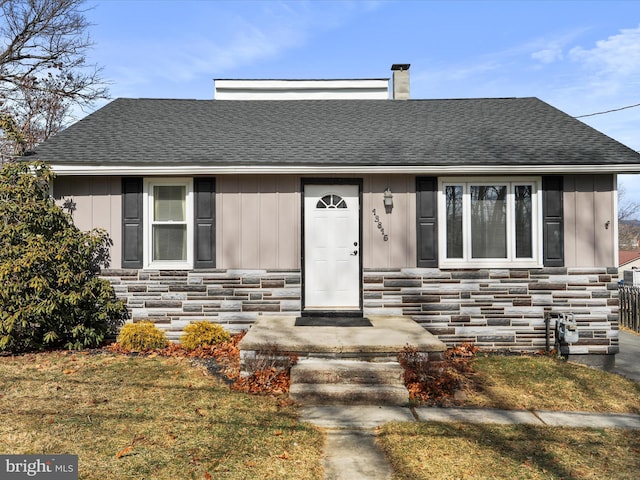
top-left (115, 446), bottom-right (133, 459)
top-left (105, 331), bottom-right (294, 396)
top-left (232, 368), bottom-right (291, 395)
top-left (400, 342), bottom-right (479, 406)
top-left (116, 434), bottom-right (147, 459)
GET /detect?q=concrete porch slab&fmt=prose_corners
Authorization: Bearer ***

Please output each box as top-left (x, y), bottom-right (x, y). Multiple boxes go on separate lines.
top-left (238, 315), bottom-right (446, 355)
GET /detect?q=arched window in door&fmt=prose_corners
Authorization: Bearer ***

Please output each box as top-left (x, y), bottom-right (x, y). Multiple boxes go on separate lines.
top-left (316, 194), bottom-right (347, 209)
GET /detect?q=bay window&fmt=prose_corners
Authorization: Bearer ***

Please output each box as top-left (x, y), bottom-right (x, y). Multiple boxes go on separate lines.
top-left (439, 178), bottom-right (541, 268)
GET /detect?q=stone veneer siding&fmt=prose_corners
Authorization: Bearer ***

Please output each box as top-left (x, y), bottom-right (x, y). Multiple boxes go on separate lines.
top-left (101, 269), bottom-right (302, 340)
top-left (102, 267), bottom-right (619, 355)
top-left (363, 267), bottom-right (620, 356)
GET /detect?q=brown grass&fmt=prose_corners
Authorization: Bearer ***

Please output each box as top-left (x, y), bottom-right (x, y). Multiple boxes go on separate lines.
top-left (464, 354), bottom-right (640, 414)
top-left (0, 351), bottom-right (323, 480)
top-left (3, 344), bottom-right (639, 479)
top-left (378, 422), bottom-right (640, 480)
top-left (383, 352), bottom-right (640, 479)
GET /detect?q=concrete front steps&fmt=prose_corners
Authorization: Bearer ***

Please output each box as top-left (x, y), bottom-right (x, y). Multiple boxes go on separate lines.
top-left (290, 359), bottom-right (409, 405)
top-left (238, 315), bottom-right (447, 406)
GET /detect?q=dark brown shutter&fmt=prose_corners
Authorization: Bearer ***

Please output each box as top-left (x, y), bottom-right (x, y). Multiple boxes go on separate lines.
top-left (542, 176), bottom-right (564, 267)
top-left (122, 178), bottom-right (143, 269)
top-left (416, 177), bottom-right (438, 267)
top-left (194, 177), bottom-right (216, 269)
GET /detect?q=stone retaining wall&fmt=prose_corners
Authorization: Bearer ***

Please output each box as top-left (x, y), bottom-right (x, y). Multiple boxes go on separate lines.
top-left (102, 267), bottom-right (619, 356)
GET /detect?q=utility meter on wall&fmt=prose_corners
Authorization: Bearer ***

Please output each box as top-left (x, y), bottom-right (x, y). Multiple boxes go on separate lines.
top-left (557, 314), bottom-right (579, 344)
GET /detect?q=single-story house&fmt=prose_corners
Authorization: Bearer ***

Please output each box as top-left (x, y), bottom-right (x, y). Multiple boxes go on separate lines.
top-left (31, 65), bottom-right (640, 367)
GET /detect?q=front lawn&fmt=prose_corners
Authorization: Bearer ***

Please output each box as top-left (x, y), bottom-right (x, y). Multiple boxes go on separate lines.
top-left (465, 354), bottom-right (640, 413)
top-left (0, 351), bottom-right (323, 480)
top-left (3, 345), bottom-right (640, 480)
top-left (380, 353), bottom-right (640, 479)
top-left (378, 422), bottom-right (640, 480)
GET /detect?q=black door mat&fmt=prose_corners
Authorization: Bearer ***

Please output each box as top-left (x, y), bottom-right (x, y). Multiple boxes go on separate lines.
top-left (295, 317), bottom-right (373, 327)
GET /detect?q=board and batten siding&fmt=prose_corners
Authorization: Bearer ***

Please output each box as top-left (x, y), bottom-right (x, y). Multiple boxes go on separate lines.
top-left (216, 174), bottom-right (417, 269)
top-left (217, 173), bottom-right (616, 269)
top-left (52, 174), bottom-right (616, 271)
top-left (363, 175), bottom-right (417, 268)
top-left (217, 175), bottom-right (300, 269)
top-left (563, 174), bottom-right (616, 268)
top-left (53, 176), bottom-right (122, 268)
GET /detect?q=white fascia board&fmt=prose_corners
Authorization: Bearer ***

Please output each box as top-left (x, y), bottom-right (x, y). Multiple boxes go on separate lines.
top-left (50, 164), bottom-right (640, 176)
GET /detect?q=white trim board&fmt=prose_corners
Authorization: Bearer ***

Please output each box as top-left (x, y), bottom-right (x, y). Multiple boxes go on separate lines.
top-left (50, 164), bottom-right (640, 176)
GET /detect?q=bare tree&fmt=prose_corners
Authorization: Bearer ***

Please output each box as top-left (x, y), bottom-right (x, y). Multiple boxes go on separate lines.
top-left (0, 0), bottom-right (109, 160)
top-left (618, 183), bottom-right (640, 249)
top-left (618, 183), bottom-right (640, 221)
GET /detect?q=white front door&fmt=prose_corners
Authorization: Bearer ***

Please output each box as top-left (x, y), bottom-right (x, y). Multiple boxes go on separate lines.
top-left (304, 184), bottom-right (361, 311)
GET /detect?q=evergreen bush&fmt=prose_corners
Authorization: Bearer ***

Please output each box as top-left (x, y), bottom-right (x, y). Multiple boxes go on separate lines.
top-left (117, 321), bottom-right (169, 351)
top-left (180, 321), bottom-right (231, 351)
top-left (0, 161), bottom-right (128, 352)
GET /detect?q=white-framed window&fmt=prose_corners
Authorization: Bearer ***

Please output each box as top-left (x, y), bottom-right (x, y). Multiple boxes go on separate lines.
top-left (143, 178), bottom-right (194, 269)
top-left (438, 177), bottom-right (542, 268)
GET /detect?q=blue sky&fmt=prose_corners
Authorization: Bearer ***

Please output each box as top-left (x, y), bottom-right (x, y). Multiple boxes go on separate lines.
top-left (83, 0), bottom-right (640, 207)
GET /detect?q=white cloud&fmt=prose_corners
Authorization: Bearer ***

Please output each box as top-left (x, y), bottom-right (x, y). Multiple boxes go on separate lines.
top-left (96, 1), bottom-right (378, 98)
top-left (411, 34), bottom-right (577, 98)
top-left (565, 24), bottom-right (640, 98)
top-left (527, 28), bottom-right (598, 66)
top-left (531, 45), bottom-right (564, 64)
top-left (569, 24), bottom-right (640, 76)
top-left (414, 30), bottom-right (582, 92)
top-left (124, 11), bottom-right (308, 88)
top-left (165, 21), bottom-right (305, 83)
top-left (543, 25), bottom-right (640, 124)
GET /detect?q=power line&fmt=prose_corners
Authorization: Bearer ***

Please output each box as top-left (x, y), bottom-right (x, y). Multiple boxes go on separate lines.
top-left (575, 102), bottom-right (640, 118)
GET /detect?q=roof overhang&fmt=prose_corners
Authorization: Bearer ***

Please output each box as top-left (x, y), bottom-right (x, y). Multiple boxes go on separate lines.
top-left (49, 164), bottom-right (640, 176)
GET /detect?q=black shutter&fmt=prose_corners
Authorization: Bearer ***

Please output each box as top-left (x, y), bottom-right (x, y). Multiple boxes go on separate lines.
top-left (542, 176), bottom-right (564, 267)
top-left (122, 178), bottom-right (143, 269)
top-left (416, 177), bottom-right (438, 267)
top-left (194, 177), bottom-right (216, 269)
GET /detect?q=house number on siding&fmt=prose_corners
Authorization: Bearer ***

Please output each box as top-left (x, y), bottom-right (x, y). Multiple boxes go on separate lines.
top-left (371, 209), bottom-right (389, 241)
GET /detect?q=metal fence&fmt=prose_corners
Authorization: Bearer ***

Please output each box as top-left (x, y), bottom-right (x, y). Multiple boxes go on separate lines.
top-left (618, 286), bottom-right (640, 333)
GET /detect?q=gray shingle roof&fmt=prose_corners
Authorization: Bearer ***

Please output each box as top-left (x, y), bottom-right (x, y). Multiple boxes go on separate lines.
top-left (31, 97), bottom-right (640, 169)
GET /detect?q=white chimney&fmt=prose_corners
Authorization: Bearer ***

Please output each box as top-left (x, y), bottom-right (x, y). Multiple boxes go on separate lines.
top-left (391, 64), bottom-right (410, 100)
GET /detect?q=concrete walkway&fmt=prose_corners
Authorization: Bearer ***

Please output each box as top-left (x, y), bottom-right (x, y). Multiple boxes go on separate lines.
top-left (322, 429), bottom-right (395, 480)
top-left (301, 405), bottom-right (640, 430)
top-left (614, 330), bottom-right (640, 382)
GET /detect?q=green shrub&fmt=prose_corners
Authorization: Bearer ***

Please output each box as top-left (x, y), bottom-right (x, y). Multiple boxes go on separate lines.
top-left (180, 321), bottom-right (231, 351)
top-left (117, 321), bottom-right (169, 351)
top-left (0, 161), bottom-right (128, 353)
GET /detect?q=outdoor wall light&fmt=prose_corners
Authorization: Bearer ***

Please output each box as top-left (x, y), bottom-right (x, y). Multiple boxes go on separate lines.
top-left (383, 188), bottom-right (393, 214)
top-left (63, 198), bottom-right (76, 213)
